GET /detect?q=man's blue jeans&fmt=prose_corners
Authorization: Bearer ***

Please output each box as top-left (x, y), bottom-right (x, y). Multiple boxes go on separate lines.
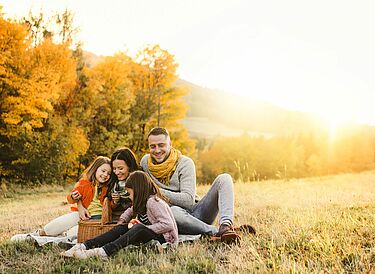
top-left (171, 173), bottom-right (234, 235)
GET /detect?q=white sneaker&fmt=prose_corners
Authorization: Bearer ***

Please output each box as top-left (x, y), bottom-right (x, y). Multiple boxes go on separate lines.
top-left (10, 234), bottom-right (31, 242)
top-left (29, 230), bottom-right (41, 236)
top-left (73, 248), bottom-right (108, 260)
top-left (10, 230), bottom-right (41, 242)
top-left (61, 243), bottom-right (86, 257)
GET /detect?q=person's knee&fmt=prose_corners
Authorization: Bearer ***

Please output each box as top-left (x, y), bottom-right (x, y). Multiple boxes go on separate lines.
top-left (217, 173), bottom-right (232, 182)
top-left (127, 224), bottom-right (149, 237)
top-left (131, 224), bottom-right (146, 231)
top-left (214, 173), bottom-right (233, 187)
top-left (170, 206), bottom-right (190, 222)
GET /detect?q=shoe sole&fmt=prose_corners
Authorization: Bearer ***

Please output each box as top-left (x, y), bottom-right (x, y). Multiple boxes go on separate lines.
top-left (234, 225), bottom-right (256, 235)
top-left (221, 232), bottom-right (241, 244)
top-left (209, 236), bottom-right (221, 242)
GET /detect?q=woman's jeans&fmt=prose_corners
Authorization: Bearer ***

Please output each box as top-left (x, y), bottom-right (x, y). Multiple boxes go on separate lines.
top-left (171, 173), bottom-right (234, 235)
top-left (84, 224), bottom-right (166, 256)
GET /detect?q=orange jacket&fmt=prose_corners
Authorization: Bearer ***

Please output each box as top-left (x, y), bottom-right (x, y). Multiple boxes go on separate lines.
top-left (67, 179), bottom-right (111, 211)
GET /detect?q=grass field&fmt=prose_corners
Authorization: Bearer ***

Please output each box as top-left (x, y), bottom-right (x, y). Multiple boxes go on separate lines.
top-left (0, 171), bottom-right (374, 273)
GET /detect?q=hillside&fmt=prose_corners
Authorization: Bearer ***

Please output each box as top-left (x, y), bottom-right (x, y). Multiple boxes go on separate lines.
top-left (176, 79), bottom-right (323, 137)
top-left (176, 79), bottom-right (375, 138)
top-left (82, 51), bottom-right (105, 67)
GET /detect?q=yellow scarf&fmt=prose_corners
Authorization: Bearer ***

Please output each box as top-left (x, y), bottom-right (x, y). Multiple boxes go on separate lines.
top-left (148, 148), bottom-right (181, 185)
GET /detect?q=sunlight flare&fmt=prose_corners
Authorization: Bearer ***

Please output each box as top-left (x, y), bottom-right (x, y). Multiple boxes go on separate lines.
top-left (317, 109), bottom-right (351, 142)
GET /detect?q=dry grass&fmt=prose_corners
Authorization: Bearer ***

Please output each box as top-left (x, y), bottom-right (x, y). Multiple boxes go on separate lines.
top-left (0, 171), bottom-right (374, 273)
top-left (0, 185), bottom-right (68, 242)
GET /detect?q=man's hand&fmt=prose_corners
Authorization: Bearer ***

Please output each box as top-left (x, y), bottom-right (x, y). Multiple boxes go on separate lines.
top-left (71, 190), bottom-right (82, 202)
top-left (111, 192), bottom-right (120, 204)
top-left (77, 200), bottom-right (90, 220)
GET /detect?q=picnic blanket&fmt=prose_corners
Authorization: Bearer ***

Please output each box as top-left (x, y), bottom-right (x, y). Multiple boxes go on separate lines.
top-left (11, 232), bottom-right (201, 248)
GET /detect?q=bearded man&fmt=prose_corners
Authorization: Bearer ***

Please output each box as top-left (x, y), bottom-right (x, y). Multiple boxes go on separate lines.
top-left (140, 127), bottom-right (255, 243)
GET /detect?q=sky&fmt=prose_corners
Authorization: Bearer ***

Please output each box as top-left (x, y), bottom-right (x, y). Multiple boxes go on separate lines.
top-left (2, 0), bottom-right (375, 125)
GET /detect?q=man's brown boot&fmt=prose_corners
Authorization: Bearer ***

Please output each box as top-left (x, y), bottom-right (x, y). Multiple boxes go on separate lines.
top-left (234, 224), bottom-right (256, 235)
top-left (217, 224), bottom-right (241, 244)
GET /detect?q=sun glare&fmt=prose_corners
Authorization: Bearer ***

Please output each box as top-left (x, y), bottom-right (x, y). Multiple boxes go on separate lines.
top-left (317, 110), bottom-right (352, 142)
top-left (327, 116), bottom-right (340, 141)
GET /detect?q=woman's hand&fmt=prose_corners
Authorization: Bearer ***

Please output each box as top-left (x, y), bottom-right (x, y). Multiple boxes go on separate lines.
top-left (111, 192), bottom-right (120, 204)
top-left (77, 200), bottom-right (90, 220)
top-left (71, 190), bottom-right (82, 202)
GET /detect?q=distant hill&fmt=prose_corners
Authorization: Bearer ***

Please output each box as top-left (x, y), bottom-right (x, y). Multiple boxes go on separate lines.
top-left (175, 79), bottom-right (325, 137)
top-left (175, 79), bottom-right (375, 138)
top-left (82, 51), bottom-right (105, 68)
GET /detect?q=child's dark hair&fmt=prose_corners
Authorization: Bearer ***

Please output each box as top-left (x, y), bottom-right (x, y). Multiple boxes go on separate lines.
top-left (125, 171), bottom-right (167, 216)
top-left (82, 156), bottom-right (111, 184)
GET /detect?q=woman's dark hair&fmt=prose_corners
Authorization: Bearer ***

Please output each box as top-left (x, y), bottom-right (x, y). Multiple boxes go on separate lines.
top-left (107, 147), bottom-right (139, 194)
top-left (81, 156), bottom-right (111, 184)
top-left (111, 147), bottom-right (139, 173)
top-left (125, 171), bottom-right (167, 216)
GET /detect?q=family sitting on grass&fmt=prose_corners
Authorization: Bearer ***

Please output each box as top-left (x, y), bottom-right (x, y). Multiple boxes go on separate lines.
top-left (11, 127), bottom-right (256, 259)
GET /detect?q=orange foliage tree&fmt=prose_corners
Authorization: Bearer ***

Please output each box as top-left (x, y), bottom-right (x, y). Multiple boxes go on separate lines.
top-left (127, 45), bottom-right (194, 157)
top-left (0, 11), bottom-right (86, 182)
top-left (0, 10), bottom-right (194, 184)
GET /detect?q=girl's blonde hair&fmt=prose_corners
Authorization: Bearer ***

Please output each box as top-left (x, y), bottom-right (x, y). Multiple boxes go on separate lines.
top-left (81, 156), bottom-right (111, 184)
top-left (125, 171), bottom-right (167, 216)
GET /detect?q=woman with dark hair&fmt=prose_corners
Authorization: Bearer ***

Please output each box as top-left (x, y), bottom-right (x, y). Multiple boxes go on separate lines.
top-left (108, 147), bottom-right (139, 220)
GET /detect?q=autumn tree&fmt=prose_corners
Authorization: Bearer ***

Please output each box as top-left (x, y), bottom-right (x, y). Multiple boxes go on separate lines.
top-left (0, 11), bottom-right (86, 183)
top-left (23, 9), bottom-right (79, 47)
top-left (70, 53), bottom-right (135, 160)
top-left (1, 10), bottom-right (195, 183)
top-left (128, 45), bottom-right (194, 156)
top-left (0, 15), bottom-right (30, 177)
top-left (53, 9), bottom-right (79, 45)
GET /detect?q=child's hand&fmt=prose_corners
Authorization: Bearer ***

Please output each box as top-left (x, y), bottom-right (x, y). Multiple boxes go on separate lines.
top-left (111, 192), bottom-right (120, 204)
top-left (71, 190), bottom-right (82, 201)
top-left (77, 200), bottom-right (90, 220)
top-left (128, 219), bottom-right (140, 229)
top-left (79, 208), bottom-right (91, 220)
top-left (117, 219), bottom-right (126, 225)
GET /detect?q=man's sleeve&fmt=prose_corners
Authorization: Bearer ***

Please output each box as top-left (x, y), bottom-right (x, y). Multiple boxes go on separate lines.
top-left (140, 154), bottom-right (148, 171)
top-left (160, 157), bottom-right (196, 210)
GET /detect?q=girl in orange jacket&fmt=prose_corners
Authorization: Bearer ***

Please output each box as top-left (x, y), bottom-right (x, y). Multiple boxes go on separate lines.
top-left (11, 156), bottom-right (112, 240)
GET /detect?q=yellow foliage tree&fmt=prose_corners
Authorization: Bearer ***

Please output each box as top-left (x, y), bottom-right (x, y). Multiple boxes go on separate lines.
top-left (0, 14), bottom-right (82, 183)
top-left (69, 53), bottom-right (135, 158)
top-left (128, 45), bottom-right (194, 155)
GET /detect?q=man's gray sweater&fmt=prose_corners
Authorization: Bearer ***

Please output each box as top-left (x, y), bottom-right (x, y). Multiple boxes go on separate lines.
top-left (140, 154), bottom-right (198, 211)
